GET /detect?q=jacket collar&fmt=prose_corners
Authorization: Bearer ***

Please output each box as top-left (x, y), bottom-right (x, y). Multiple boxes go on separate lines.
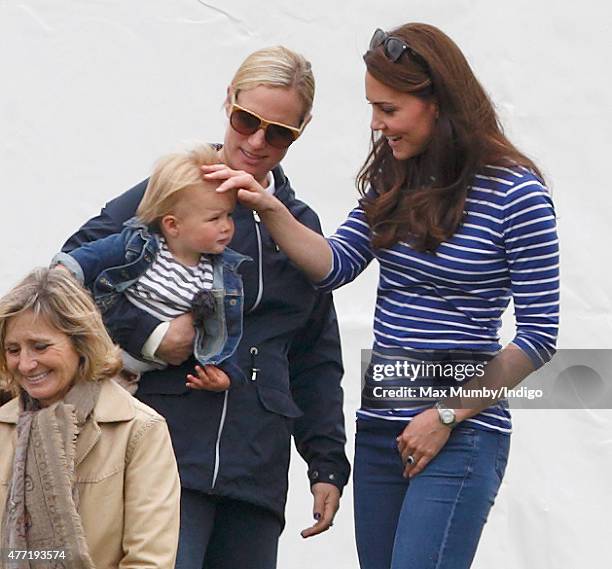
top-left (76, 379), bottom-right (136, 466)
top-left (270, 163), bottom-right (296, 205)
top-left (0, 379), bottom-right (135, 425)
top-left (0, 396), bottom-right (18, 424)
top-left (219, 247), bottom-right (251, 270)
top-left (123, 215), bottom-right (151, 232)
top-left (93, 379), bottom-right (136, 422)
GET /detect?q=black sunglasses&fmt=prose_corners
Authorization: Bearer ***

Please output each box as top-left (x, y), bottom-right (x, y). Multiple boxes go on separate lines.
top-left (369, 28), bottom-right (430, 73)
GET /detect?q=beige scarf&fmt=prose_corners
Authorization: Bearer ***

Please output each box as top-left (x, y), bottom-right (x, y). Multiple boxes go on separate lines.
top-left (1, 381), bottom-right (100, 569)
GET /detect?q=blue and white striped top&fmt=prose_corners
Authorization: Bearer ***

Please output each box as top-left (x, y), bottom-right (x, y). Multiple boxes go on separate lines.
top-left (317, 165), bottom-right (559, 433)
top-left (125, 236), bottom-right (214, 321)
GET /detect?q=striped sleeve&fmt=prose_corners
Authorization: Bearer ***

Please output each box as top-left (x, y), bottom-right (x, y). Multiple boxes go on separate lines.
top-left (502, 171), bottom-right (560, 367)
top-left (316, 206), bottom-right (375, 292)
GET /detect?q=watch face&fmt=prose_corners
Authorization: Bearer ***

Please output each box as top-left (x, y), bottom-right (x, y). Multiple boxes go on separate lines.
top-left (441, 409), bottom-right (455, 424)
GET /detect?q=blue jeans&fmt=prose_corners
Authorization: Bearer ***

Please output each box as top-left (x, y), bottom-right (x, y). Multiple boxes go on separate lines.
top-left (354, 418), bottom-right (510, 569)
top-left (175, 489), bottom-right (282, 569)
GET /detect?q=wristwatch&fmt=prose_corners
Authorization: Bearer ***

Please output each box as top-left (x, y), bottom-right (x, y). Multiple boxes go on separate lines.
top-left (434, 401), bottom-right (457, 429)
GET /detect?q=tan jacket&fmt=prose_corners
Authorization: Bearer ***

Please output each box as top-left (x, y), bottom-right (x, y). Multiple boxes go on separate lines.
top-left (0, 379), bottom-right (180, 569)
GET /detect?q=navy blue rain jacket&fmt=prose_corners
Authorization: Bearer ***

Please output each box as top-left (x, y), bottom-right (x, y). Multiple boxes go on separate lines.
top-left (62, 163), bottom-right (350, 523)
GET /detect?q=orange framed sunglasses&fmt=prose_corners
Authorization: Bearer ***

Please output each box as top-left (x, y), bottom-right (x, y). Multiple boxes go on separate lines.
top-left (229, 94), bottom-right (305, 149)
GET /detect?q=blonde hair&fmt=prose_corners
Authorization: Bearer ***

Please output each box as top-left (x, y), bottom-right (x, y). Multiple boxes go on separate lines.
top-left (231, 46), bottom-right (315, 121)
top-left (0, 268), bottom-right (121, 395)
top-left (137, 143), bottom-right (220, 226)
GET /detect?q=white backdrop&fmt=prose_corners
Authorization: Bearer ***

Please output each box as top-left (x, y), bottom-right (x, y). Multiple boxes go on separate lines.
top-left (2, 1), bottom-right (611, 567)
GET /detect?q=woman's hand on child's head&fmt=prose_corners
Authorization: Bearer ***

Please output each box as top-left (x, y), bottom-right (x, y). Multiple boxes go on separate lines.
top-left (186, 364), bottom-right (231, 392)
top-left (201, 164), bottom-right (277, 213)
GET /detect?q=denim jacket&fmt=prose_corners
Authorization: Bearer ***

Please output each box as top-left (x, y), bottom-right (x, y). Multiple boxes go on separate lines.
top-left (52, 217), bottom-right (250, 374)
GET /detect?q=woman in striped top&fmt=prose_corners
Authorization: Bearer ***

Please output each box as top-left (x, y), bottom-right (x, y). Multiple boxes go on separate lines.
top-left (205, 22), bottom-right (559, 569)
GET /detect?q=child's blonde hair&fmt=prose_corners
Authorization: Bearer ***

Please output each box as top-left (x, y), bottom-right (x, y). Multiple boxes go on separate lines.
top-left (137, 144), bottom-right (220, 226)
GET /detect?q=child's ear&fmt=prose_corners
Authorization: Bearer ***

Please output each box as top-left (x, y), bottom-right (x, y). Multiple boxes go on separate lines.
top-left (160, 214), bottom-right (180, 237)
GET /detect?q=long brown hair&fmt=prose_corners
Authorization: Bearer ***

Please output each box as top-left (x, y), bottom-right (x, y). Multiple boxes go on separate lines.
top-left (358, 23), bottom-right (543, 252)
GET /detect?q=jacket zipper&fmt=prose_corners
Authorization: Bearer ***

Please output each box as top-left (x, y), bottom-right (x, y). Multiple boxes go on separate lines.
top-left (250, 346), bottom-right (260, 381)
top-left (247, 211), bottom-right (264, 314)
top-left (212, 210), bottom-right (263, 488)
top-left (211, 390), bottom-right (229, 489)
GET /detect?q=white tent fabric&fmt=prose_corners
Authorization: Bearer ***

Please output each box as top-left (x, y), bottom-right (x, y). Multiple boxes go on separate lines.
top-left (1, 1), bottom-right (610, 567)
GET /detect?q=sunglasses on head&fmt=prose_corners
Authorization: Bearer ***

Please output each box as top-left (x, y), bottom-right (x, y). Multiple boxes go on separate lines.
top-left (229, 93), bottom-right (304, 149)
top-left (369, 28), bottom-right (430, 73)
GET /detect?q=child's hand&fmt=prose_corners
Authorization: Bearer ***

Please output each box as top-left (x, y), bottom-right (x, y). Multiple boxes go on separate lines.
top-left (186, 365), bottom-right (230, 392)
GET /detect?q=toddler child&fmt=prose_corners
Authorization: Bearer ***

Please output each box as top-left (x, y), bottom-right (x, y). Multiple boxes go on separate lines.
top-left (52, 144), bottom-right (248, 392)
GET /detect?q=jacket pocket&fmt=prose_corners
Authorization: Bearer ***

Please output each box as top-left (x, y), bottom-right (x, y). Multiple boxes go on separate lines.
top-left (256, 384), bottom-right (303, 419)
top-left (77, 463), bottom-right (124, 484)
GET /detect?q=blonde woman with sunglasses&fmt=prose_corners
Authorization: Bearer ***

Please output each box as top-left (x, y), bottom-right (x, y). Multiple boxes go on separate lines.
top-left (206, 23), bottom-right (559, 569)
top-left (59, 46), bottom-right (349, 569)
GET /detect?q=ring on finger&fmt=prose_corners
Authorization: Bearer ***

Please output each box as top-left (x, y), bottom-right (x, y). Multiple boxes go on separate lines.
top-left (406, 454), bottom-right (416, 465)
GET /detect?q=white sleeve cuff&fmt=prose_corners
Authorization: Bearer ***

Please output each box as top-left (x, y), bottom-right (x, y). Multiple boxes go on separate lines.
top-left (142, 322), bottom-right (171, 363)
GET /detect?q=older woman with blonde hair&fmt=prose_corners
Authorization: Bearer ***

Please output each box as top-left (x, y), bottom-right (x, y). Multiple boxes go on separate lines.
top-left (0, 267), bottom-right (180, 568)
